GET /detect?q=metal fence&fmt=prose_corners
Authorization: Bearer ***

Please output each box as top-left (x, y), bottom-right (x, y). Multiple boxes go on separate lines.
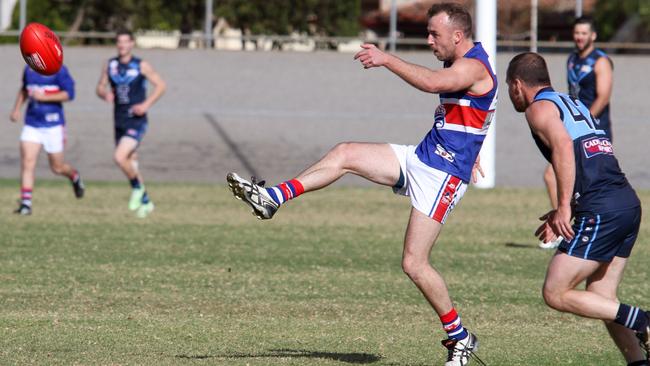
top-left (2, 30), bottom-right (650, 53)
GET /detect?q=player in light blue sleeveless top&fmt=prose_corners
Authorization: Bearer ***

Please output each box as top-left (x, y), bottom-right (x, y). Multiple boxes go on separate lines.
top-left (507, 53), bottom-right (648, 365)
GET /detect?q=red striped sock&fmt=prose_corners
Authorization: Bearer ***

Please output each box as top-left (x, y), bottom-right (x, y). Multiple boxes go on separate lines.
top-left (440, 308), bottom-right (468, 340)
top-left (268, 179), bottom-right (305, 205)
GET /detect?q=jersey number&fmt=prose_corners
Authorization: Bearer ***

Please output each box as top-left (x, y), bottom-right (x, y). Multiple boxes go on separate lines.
top-left (558, 95), bottom-right (595, 130)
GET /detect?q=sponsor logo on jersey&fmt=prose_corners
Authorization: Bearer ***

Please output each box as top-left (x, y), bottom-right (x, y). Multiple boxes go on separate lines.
top-left (434, 144), bottom-right (455, 163)
top-left (45, 113), bottom-right (60, 122)
top-left (582, 137), bottom-right (613, 158)
top-left (126, 69), bottom-right (139, 77)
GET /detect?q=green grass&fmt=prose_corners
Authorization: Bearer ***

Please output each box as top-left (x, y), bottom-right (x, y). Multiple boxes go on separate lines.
top-left (0, 179), bottom-right (649, 365)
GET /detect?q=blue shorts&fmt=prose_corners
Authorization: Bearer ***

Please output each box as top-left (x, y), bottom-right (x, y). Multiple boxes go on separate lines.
top-left (115, 123), bottom-right (147, 146)
top-left (558, 206), bottom-right (641, 262)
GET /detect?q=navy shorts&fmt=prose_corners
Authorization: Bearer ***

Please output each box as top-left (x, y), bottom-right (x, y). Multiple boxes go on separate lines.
top-left (115, 123), bottom-right (147, 146)
top-left (558, 206), bottom-right (641, 262)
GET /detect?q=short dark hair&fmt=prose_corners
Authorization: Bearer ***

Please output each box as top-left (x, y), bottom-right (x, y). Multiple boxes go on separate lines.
top-left (115, 29), bottom-right (134, 41)
top-left (506, 52), bottom-right (551, 87)
top-left (573, 16), bottom-right (596, 32)
top-left (427, 2), bottom-right (473, 38)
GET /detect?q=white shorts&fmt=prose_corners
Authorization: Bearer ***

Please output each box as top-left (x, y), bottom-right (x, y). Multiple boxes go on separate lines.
top-left (390, 144), bottom-right (468, 224)
top-left (20, 125), bottom-right (66, 154)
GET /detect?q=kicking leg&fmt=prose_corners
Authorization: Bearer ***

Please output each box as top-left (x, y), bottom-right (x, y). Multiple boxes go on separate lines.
top-left (586, 256), bottom-right (647, 364)
top-left (227, 142), bottom-right (401, 219)
top-left (296, 142), bottom-right (401, 191)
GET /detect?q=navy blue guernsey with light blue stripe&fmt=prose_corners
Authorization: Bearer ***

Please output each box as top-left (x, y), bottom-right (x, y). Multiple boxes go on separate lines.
top-left (532, 87), bottom-right (638, 214)
top-left (567, 49), bottom-right (612, 138)
top-left (107, 56), bottom-right (148, 127)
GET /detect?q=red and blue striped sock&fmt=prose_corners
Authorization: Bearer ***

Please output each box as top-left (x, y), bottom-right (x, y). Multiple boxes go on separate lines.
top-left (266, 179), bottom-right (304, 205)
top-left (440, 308), bottom-right (468, 341)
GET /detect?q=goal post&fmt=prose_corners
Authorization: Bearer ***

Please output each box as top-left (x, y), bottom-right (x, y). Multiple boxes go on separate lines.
top-left (474, 0), bottom-right (497, 189)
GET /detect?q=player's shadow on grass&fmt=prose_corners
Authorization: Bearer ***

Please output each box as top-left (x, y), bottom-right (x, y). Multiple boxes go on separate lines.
top-left (176, 348), bottom-right (381, 363)
top-left (504, 242), bottom-right (538, 249)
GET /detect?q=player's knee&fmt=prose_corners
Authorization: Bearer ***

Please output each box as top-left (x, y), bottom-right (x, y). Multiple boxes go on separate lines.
top-left (401, 256), bottom-right (426, 282)
top-left (113, 152), bottom-right (127, 166)
top-left (50, 164), bottom-right (64, 175)
top-left (542, 285), bottom-right (564, 311)
top-left (330, 142), bottom-right (354, 163)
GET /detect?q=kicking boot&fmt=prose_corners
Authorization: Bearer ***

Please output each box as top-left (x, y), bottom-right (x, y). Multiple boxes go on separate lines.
top-left (226, 172), bottom-right (279, 220)
top-left (128, 187), bottom-right (145, 211)
top-left (14, 203), bottom-right (32, 216)
top-left (441, 333), bottom-right (485, 366)
top-left (71, 174), bottom-right (85, 199)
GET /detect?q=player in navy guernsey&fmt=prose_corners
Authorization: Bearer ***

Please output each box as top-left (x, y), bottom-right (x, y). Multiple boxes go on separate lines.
top-left (228, 4), bottom-right (492, 366)
top-left (507, 53), bottom-right (649, 365)
top-left (96, 30), bottom-right (166, 218)
top-left (9, 65), bottom-right (84, 215)
top-left (540, 16), bottom-right (614, 249)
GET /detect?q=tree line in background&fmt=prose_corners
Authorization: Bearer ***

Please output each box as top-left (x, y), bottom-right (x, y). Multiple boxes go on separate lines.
top-left (11, 0), bottom-right (361, 40)
top-left (9, 0), bottom-right (650, 44)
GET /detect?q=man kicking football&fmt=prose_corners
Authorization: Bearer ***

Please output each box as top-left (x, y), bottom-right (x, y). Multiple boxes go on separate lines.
top-left (227, 3), bottom-right (494, 365)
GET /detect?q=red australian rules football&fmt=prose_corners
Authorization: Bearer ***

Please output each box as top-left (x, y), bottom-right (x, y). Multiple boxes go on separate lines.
top-left (19, 22), bottom-right (63, 75)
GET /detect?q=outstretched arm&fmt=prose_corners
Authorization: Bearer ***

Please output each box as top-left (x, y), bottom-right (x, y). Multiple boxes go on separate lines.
top-left (131, 60), bottom-right (166, 116)
top-left (353, 43), bottom-right (486, 94)
top-left (526, 100), bottom-right (576, 241)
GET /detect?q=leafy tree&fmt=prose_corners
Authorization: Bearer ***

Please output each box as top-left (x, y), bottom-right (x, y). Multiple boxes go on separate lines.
top-left (11, 0), bottom-right (360, 39)
top-left (593, 0), bottom-right (650, 42)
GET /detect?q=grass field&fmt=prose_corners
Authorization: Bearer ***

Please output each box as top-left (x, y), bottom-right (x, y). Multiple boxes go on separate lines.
top-left (0, 179), bottom-right (649, 365)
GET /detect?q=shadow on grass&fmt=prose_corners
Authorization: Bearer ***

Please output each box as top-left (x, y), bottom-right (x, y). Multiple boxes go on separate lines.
top-left (176, 348), bottom-right (381, 363)
top-left (504, 242), bottom-right (538, 249)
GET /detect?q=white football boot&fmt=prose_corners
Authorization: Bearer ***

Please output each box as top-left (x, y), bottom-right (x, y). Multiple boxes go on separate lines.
top-left (442, 333), bottom-right (485, 366)
top-left (227, 172), bottom-right (279, 220)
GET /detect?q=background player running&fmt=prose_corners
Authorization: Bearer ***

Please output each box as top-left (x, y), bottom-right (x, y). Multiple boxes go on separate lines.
top-left (540, 16), bottom-right (614, 249)
top-left (96, 30), bottom-right (166, 218)
top-left (507, 52), bottom-right (649, 366)
top-left (9, 64), bottom-right (84, 215)
top-left (228, 3), bottom-right (494, 365)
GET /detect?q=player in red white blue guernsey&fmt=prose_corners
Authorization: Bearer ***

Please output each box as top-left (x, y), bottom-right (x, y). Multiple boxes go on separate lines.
top-left (96, 30), bottom-right (166, 218)
top-left (540, 16), bottom-right (614, 249)
top-left (9, 64), bottom-right (84, 215)
top-left (507, 53), bottom-right (649, 365)
top-left (227, 4), bottom-right (492, 365)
